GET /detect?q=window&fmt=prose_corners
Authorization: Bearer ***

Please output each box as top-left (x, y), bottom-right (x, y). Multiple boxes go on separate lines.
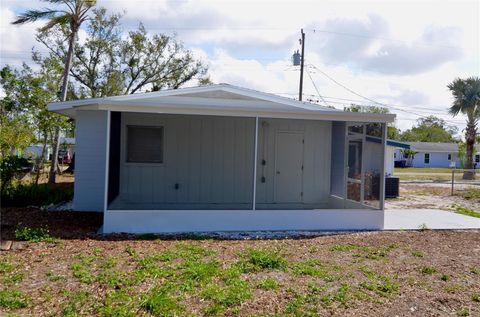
top-left (476, 154), bottom-right (480, 163)
top-left (447, 154), bottom-right (451, 161)
top-left (394, 153), bottom-right (397, 159)
top-left (424, 153), bottom-right (430, 164)
top-left (126, 126), bottom-right (164, 163)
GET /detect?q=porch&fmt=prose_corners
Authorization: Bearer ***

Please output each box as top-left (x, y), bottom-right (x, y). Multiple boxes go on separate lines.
top-left (105, 112), bottom-right (387, 213)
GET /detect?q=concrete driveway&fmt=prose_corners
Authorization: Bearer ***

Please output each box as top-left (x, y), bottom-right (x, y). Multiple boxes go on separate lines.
top-left (384, 209), bottom-right (480, 230)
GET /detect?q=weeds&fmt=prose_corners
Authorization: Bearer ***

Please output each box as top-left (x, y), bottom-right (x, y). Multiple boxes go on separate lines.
top-left (472, 293), bottom-right (480, 302)
top-left (411, 250), bottom-right (424, 258)
top-left (257, 277), bottom-right (279, 290)
top-left (462, 187), bottom-right (480, 200)
top-left (142, 284), bottom-right (184, 317)
top-left (15, 227), bottom-right (54, 242)
top-left (237, 249), bottom-right (287, 272)
top-left (421, 266), bottom-right (437, 275)
top-left (0, 289), bottom-right (28, 309)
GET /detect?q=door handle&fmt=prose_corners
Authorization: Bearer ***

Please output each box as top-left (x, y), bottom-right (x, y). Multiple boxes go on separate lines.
top-left (276, 171), bottom-right (280, 174)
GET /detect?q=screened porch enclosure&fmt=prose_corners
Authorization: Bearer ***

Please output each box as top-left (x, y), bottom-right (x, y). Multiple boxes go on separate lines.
top-left (106, 112), bottom-right (386, 211)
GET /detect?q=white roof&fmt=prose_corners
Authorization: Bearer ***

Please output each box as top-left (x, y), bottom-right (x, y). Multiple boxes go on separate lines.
top-left (48, 83), bottom-right (395, 123)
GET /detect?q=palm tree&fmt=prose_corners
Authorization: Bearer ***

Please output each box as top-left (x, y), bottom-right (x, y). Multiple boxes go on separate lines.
top-left (12, 0), bottom-right (96, 184)
top-left (448, 77), bottom-right (480, 179)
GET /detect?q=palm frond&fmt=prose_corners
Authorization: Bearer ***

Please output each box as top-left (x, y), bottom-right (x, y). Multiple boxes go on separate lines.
top-left (12, 9), bottom-right (59, 24)
top-left (39, 14), bottom-right (71, 31)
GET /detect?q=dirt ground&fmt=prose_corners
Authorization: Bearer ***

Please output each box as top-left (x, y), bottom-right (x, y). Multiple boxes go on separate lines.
top-left (385, 184), bottom-right (480, 212)
top-left (1, 208), bottom-right (480, 317)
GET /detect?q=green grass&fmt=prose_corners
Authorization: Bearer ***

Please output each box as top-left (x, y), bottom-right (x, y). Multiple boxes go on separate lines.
top-left (394, 167), bottom-right (453, 173)
top-left (2, 238), bottom-right (475, 316)
top-left (0, 289), bottom-right (28, 309)
top-left (455, 206), bottom-right (480, 218)
top-left (237, 248), bottom-right (287, 272)
top-left (329, 243), bottom-right (397, 260)
top-left (257, 277), bottom-right (280, 290)
top-left (291, 259), bottom-right (340, 282)
top-left (142, 284), bottom-right (184, 317)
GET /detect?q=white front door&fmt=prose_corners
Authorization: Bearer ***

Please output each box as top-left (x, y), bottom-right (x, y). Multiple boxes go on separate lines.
top-left (274, 131), bottom-right (304, 203)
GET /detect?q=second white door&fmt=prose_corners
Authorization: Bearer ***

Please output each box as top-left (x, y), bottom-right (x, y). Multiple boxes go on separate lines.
top-left (274, 131), bottom-right (304, 203)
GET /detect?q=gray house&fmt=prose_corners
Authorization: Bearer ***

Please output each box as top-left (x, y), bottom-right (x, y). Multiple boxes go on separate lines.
top-left (48, 84), bottom-right (395, 233)
top-left (395, 142), bottom-right (480, 168)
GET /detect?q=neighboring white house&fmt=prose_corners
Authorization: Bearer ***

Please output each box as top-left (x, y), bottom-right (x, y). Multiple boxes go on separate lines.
top-left (48, 84), bottom-right (395, 233)
top-left (22, 137), bottom-right (75, 160)
top-left (395, 142), bottom-right (480, 168)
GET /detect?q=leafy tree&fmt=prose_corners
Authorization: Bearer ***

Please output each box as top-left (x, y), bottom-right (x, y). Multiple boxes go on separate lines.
top-left (13, 0), bottom-right (97, 184)
top-left (0, 66), bottom-right (35, 158)
top-left (344, 104), bottom-right (399, 139)
top-left (399, 116), bottom-right (458, 143)
top-left (448, 77), bottom-right (480, 179)
top-left (0, 64), bottom-right (71, 184)
top-left (36, 8), bottom-right (210, 98)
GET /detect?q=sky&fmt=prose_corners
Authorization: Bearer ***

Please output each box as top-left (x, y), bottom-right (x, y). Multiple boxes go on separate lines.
top-left (1, 0), bottom-right (479, 133)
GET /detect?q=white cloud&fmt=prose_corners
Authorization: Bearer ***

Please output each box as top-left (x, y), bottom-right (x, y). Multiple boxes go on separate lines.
top-left (1, 0), bottom-right (477, 131)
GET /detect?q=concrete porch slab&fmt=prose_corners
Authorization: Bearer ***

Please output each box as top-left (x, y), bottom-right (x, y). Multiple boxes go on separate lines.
top-left (384, 209), bottom-right (480, 230)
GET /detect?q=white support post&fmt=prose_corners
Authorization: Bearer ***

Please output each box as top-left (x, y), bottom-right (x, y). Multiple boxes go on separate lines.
top-left (252, 116), bottom-right (259, 210)
top-left (379, 122), bottom-right (387, 210)
top-left (360, 123), bottom-right (366, 205)
top-left (103, 110), bottom-right (111, 212)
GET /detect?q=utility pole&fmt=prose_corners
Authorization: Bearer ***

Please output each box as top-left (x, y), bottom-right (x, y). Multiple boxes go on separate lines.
top-left (299, 28), bottom-right (305, 101)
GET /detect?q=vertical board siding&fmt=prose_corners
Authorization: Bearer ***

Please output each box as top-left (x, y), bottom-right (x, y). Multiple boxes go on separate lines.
top-left (330, 122), bottom-right (346, 198)
top-left (74, 110), bottom-right (108, 211)
top-left (118, 113), bottom-right (255, 207)
top-left (255, 118), bottom-right (332, 205)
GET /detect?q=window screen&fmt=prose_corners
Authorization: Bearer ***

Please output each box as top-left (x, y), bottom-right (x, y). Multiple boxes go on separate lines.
top-left (127, 126), bottom-right (164, 163)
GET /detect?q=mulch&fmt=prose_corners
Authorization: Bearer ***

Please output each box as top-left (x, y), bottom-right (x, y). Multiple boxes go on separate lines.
top-left (1, 207), bottom-right (103, 240)
top-left (1, 207), bottom-right (480, 316)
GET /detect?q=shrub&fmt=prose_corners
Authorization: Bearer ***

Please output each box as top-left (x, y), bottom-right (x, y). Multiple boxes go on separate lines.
top-left (1, 182), bottom-right (73, 207)
top-left (15, 227), bottom-right (53, 242)
top-left (0, 156), bottom-right (30, 192)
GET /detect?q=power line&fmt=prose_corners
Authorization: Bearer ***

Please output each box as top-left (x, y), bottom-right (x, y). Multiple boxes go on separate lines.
top-left (307, 63), bottom-right (464, 126)
top-left (309, 28), bottom-right (469, 51)
top-left (305, 64), bottom-right (332, 108)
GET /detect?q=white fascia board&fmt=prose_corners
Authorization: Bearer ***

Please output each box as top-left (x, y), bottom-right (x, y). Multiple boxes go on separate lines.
top-left (97, 103), bottom-right (395, 123)
top-left (47, 84), bottom-right (334, 112)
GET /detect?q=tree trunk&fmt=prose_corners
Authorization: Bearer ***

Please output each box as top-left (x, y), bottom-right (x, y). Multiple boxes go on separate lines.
top-left (35, 134), bottom-right (48, 184)
top-left (48, 29), bottom-right (77, 184)
top-left (462, 118), bottom-right (477, 180)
